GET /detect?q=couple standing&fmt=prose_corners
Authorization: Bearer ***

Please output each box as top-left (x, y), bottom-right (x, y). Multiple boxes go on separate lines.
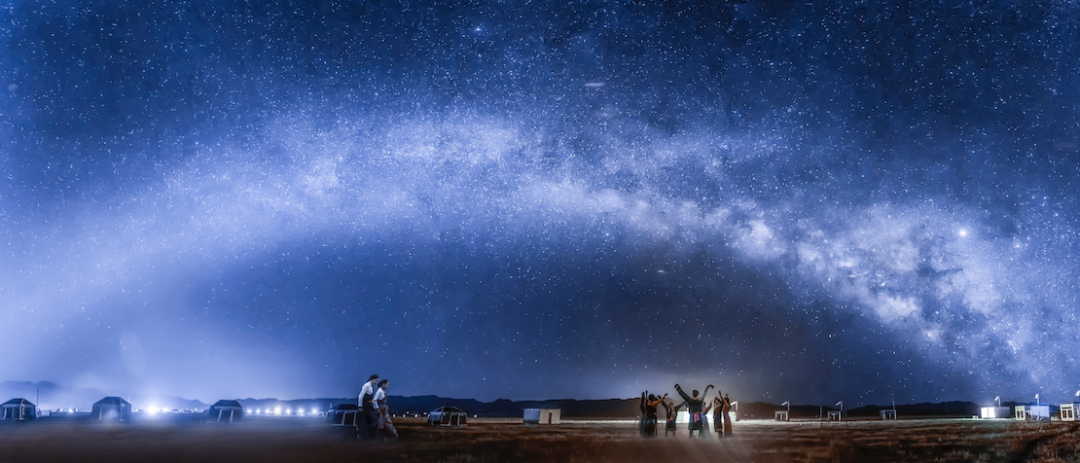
top-left (358, 374), bottom-right (398, 440)
top-left (674, 383), bottom-right (733, 438)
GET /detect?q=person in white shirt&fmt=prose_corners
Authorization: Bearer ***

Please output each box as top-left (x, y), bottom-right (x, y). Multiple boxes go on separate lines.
top-left (373, 379), bottom-right (397, 438)
top-left (357, 374), bottom-right (379, 440)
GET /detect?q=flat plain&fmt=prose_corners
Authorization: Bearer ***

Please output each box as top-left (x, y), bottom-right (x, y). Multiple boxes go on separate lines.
top-left (0, 416), bottom-right (1077, 462)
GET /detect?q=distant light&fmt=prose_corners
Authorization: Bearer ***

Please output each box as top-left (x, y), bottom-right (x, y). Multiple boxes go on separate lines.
top-left (274, 407), bottom-right (282, 415)
top-left (311, 408), bottom-right (318, 414)
top-left (958, 229), bottom-right (969, 238)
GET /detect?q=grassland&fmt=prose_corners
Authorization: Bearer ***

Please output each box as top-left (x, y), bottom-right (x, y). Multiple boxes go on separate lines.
top-left (0, 416), bottom-right (1077, 462)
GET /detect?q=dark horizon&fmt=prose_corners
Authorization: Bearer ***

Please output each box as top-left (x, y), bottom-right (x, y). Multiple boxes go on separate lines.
top-left (3, 0), bottom-right (1080, 406)
top-left (5, 378), bottom-right (1065, 415)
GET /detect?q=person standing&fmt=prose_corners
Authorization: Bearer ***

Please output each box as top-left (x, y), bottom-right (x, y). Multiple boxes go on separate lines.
top-left (662, 400), bottom-right (681, 437)
top-left (675, 383), bottom-right (712, 438)
top-left (373, 379), bottom-right (398, 439)
top-left (721, 392), bottom-right (733, 438)
top-left (639, 391), bottom-right (666, 437)
top-left (357, 374), bottom-right (379, 440)
top-left (706, 396), bottom-right (724, 438)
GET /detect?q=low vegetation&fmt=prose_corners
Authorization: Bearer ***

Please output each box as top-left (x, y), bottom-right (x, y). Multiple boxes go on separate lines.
top-left (0, 417), bottom-right (1076, 462)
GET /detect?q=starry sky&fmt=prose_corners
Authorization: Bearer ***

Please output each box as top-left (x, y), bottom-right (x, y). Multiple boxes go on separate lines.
top-left (2, 0), bottom-right (1080, 406)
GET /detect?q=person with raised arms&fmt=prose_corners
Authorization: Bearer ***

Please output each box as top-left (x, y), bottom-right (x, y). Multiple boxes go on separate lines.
top-left (674, 383), bottom-right (713, 438)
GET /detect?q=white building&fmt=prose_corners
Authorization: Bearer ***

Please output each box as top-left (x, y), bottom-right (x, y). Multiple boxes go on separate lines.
top-left (980, 407), bottom-right (1011, 419)
top-left (523, 408), bottom-right (561, 425)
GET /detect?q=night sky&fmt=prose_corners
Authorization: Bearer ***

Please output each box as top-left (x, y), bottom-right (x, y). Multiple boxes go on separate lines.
top-left (3, 0), bottom-right (1080, 406)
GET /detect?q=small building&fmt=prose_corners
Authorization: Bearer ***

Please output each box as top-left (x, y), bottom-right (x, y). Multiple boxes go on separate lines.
top-left (328, 403), bottom-right (358, 426)
top-left (827, 411), bottom-right (842, 421)
top-left (1015, 405), bottom-right (1050, 420)
top-left (980, 407), bottom-right (1011, 419)
top-left (208, 400), bottom-right (244, 423)
top-left (92, 397), bottom-right (132, 422)
top-left (774, 410), bottom-right (789, 421)
top-left (880, 409), bottom-right (897, 420)
top-left (1029, 405), bottom-right (1050, 420)
top-left (1, 399), bottom-right (36, 421)
top-left (523, 408), bottom-right (561, 425)
top-left (428, 406), bottom-right (467, 427)
top-left (1060, 404), bottom-right (1076, 422)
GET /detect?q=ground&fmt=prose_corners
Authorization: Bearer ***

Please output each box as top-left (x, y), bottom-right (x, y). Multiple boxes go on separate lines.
top-left (0, 416), bottom-right (1077, 462)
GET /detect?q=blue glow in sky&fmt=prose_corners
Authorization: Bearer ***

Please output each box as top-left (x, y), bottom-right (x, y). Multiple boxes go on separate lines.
top-left (2, 0), bottom-right (1080, 405)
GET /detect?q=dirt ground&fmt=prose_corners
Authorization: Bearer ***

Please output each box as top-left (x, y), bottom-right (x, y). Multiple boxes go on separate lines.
top-left (0, 416), bottom-right (1078, 462)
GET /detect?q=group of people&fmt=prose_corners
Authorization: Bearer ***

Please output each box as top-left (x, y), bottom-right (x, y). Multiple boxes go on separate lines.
top-left (358, 374), bottom-right (398, 440)
top-left (639, 384), bottom-right (733, 439)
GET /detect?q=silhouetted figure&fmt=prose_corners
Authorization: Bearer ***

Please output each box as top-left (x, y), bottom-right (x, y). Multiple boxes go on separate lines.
top-left (639, 391), bottom-right (666, 437)
top-left (675, 383), bottom-right (713, 438)
top-left (721, 393), bottom-right (733, 437)
top-left (357, 374), bottom-right (379, 440)
top-left (705, 396), bottom-right (724, 438)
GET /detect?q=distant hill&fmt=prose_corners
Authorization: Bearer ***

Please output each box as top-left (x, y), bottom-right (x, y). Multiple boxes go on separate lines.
top-left (0, 381), bottom-right (208, 412)
top-left (2, 381), bottom-right (1047, 419)
top-left (232, 395), bottom-right (642, 418)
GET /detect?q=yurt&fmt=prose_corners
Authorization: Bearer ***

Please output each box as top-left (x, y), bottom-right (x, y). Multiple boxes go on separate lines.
top-left (329, 403), bottom-right (358, 426)
top-left (92, 397), bottom-right (132, 422)
top-left (427, 406), bottom-right (467, 427)
top-left (0, 399), bottom-right (36, 421)
top-left (208, 400), bottom-right (244, 423)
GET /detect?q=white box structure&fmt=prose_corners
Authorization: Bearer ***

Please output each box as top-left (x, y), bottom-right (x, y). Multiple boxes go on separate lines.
top-left (981, 407), bottom-right (1011, 419)
top-left (523, 408), bottom-right (561, 425)
top-left (1015, 405), bottom-right (1050, 420)
top-left (880, 409), bottom-right (897, 420)
top-left (827, 411), bottom-right (842, 421)
top-left (1060, 404), bottom-right (1076, 422)
top-left (1029, 405), bottom-right (1050, 420)
top-left (774, 411), bottom-right (789, 421)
